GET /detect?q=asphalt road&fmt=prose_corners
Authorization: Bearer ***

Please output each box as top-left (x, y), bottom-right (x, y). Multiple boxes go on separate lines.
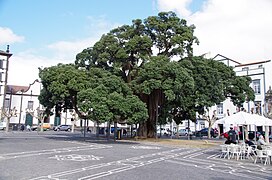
top-left (0, 131), bottom-right (271, 180)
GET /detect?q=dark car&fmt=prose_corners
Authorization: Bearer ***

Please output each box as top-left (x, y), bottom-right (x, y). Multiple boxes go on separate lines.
top-left (54, 125), bottom-right (71, 131)
top-left (195, 128), bottom-right (218, 138)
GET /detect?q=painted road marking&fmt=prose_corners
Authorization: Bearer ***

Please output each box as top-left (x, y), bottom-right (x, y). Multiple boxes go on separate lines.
top-left (131, 145), bottom-right (161, 150)
top-left (0, 144), bottom-right (112, 160)
top-left (29, 148), bottom-right (197, 180)
top-left (49, 154), bottom-right (103, 161)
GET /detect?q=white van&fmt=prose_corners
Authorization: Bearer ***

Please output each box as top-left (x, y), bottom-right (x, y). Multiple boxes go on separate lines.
top-left (0, 121), bottom-right (6, 130)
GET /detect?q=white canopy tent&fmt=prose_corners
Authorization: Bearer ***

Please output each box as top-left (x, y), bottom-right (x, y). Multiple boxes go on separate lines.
top-left (215, 111), bottom-right (257, 126)
top-left (214, 111), bottom-right (272, 143)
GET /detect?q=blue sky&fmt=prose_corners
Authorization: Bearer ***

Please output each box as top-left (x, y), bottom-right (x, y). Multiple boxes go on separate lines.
top-left (0, 0), bottom-right (272, 88)
top-left (0, 0), bottom-right (157, 56)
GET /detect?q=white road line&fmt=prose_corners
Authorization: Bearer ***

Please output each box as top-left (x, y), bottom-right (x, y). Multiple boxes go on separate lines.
top-left (166, 159), bottom-right (266, 180)
top-left (30, 148), bottom-right (196, 180)
top-left (169, 155), bottom-right (272, 178)
top-left (0, 144), bottom-right (112, 160)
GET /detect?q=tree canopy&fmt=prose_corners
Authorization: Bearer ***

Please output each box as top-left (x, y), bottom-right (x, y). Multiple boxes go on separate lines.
top-left (38, 11), bottom-right (255, 138)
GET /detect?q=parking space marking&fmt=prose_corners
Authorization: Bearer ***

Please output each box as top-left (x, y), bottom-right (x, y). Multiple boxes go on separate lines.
top-left (30, 148), bottom-right (200, 180)
top-left (0, 144), bottom-right (112, 160)
top-left (49, 154), bottom-right (103, 161)
top-left (130, 145), bottom-right (161, 149)
top-left (166, 148), bottom-right (272, 180)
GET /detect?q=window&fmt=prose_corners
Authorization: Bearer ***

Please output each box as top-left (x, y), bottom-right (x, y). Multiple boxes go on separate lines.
top-left (252, 79), bottom-right (261, 94)
top-left (200, 122), bottom-right (205, 129)
top-left (27, 101), bottom-right (34, 110)
top-left (254, 101), bottom-right (262, 115)
top-left (217, 104), bottom-right (223, 115)
top-left (4, 98), bottom-right (10, 108)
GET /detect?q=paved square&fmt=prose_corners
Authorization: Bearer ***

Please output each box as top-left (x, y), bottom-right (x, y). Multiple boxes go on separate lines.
top-left (0, 132), bottom-right (271, 180)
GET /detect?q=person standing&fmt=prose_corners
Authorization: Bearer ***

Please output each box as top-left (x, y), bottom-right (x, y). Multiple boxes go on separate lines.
top-left (228, 127), bottom-right (237, 144)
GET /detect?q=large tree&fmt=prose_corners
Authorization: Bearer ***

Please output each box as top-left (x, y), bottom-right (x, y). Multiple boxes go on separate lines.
top-left (75, 12), bottom-right (198, 138)
top-left (38, 64), bottom-right (148, 131)
top-left (131, 55), bottom-right (194, 137)
top-left (179, 56), bottom-right (255, 138)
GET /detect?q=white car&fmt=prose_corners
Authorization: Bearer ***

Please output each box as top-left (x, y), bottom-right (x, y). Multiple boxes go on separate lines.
top-left (0, 121), bottom-right (6, 130)
top-left (177, 129), bottom-right (192, 136)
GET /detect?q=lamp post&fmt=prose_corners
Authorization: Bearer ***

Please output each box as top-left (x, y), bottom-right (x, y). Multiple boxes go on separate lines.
top-left (1, 106), bottom-right (17, 132)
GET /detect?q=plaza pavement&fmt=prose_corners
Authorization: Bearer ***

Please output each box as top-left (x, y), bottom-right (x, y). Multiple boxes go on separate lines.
top-left (0, 131), bottom-right (271, 180)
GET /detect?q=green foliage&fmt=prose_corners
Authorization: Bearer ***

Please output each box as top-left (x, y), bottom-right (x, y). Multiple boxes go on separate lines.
top-left (40, 11), bottom-right (255, 138)
top-left (179, 56), bottom-right (255, 116)
top-left (132, 55), bottom-right (194, 101)
top-left (38, 64), bottom-right (89, 109)
top-left (39, 64), bottom-right (147, 124)
top-left (144, 11), bottom-right (199, 58)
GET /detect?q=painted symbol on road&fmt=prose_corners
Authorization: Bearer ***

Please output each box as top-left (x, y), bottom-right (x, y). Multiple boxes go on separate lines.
top-left (131, 146), bottom-right (161, 150)
top-left (49, 154), bottom-right (103, 161)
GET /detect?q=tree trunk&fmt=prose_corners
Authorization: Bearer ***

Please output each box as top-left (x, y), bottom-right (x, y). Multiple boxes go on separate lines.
top-left (208, 121), bottom-right (211, 139)
top-left (139, 90), bottom-right (160, 138)
top-left (5, 117), bottom-right (10, 132)
top-left (114, 121), bottom-right (117, 141)
top-left (106, 122), bottom-right (110, 141)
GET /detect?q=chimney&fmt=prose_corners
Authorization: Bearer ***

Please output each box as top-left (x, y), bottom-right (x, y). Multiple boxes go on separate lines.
top-left (6, 45), bottom-right (10, 53)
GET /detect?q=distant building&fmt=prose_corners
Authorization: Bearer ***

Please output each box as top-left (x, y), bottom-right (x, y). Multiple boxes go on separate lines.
top-left (174, 54), bottom-right (271, 133)
top-left (210, 54), bottom-right (271, 133)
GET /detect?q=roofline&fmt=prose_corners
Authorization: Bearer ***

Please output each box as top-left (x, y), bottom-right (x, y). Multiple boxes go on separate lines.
top-left (212, 54), bottom-right (241, 65)
top-left (235, 60), bottom-right (271, 67)
top-left (0, 50), bottom-right (12, 57)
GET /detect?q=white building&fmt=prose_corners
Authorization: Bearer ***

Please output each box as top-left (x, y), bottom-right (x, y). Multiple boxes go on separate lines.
top-left (171, 54), bottom-right (272, 133)
top-left (211, 54), bottom-right (271, 133)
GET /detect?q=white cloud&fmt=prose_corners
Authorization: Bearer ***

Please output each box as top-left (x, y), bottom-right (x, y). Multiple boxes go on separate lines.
top-left (47, 16), bottom-right (120, 61)
top-left (7, 16), bottom-right (120, 86)
top-left (47, 37), bottom-right (96, 60)
top-left (157, 0), bottom-right (272, 88)
top-left (157, 0), bottom-right (192, 17)
top-left (157, 0), bottom-right (272, 62)
top-left (8, 52), bottom-right (49, 86)
top-left (0, 27), bottom-right (24, 45)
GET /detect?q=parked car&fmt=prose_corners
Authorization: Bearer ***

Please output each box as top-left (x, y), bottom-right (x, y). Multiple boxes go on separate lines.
top-left (176, 129), bottom-right (192, 136)
top-left (54, 125), bottom-right (71, 131)
top-left (195, 128), bottom-right (218, 138)
top-left (0, 121), bottom-right (6, 130)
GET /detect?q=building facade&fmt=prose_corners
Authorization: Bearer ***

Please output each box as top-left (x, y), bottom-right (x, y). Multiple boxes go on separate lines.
top-left (210, 54), bottom-right (271, 133)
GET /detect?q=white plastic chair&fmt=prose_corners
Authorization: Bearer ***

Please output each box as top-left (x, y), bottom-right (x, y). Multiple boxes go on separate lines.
top-left (220, 145), bottom-right (230, 159)
top-left (229, 145), bottom-right (241, 160)
top-left (254, 149), bottom-right (269, 165)
top-left (246, 146), bottom-right (254, 160)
